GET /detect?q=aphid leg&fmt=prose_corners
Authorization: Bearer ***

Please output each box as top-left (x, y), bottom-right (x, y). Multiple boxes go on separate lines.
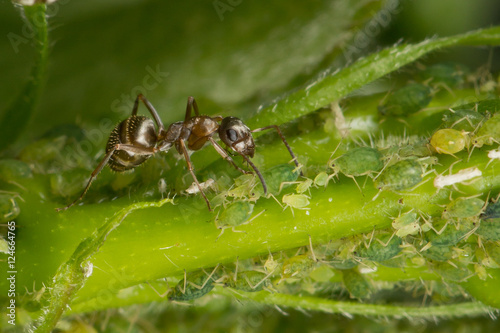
top-left (308, 235), bottom-right (317, 262)
top-left (246, 270), bottom-right (275, 291)
top-left (234, 257), bottom-right (239, 282)
top-left (133, 94), bottom-right (166, 132)
top-left (347, 175), bottom-right (363, 195)
top-left (251, 125), bottom-right (303, 176)
top-left (179, 269), bottom-right (187, 294)
top-left (194, 264), bottom-right (220, 290)
top-left (208, 137), bottom-right (251, 175)
top-left (146, 279), bottom-right (170, 298)
top-left (55, 151), bottom-right (113, 211)
top-left (178, 139), bottom-right (212, 211)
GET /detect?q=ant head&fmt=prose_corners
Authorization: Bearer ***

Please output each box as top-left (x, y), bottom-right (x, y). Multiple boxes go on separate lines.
top-left (219, 117), bottom-right (255, 157)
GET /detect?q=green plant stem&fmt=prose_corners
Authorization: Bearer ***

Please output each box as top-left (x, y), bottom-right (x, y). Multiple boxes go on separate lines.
top-left (0, 4), bottom-right (49, 149)
top-left (31, 198), bottom-right (173, 333)
top-left (216, 287), bottom-right (496, 319)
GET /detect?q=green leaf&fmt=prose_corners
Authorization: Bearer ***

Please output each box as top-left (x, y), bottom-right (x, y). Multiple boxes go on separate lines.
top-left (0, 4), bottom-right (48, 149)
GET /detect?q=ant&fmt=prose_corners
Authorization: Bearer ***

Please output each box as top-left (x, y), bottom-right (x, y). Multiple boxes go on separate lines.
top-left (57, 94), bottom-right (301, 211)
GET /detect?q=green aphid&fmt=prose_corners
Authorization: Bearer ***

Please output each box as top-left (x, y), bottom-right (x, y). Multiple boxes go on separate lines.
top-left (398, 142), bottom-right (433, 158)
top-left (0, 159), bottom-right (33, 182)
top-left (169, 270), bottom-right (217, 301)
top-left (431, 262), bottom-right (471, 282)
top-left (215, 201), bottom-right (254, 230)
top-left (330, 147), bottom-right (384, 177)
top-left (0, 194), bottom-right (20, 224)
top-left (327, 258), bottom-right (358, 270)
top-left (342, 269), bottom-right (371, 299)
top-left (378, 83), bottom-right (432, 116)
top-left (282, 193), bottom-right (310, 212)
top-left (424, 219), bottom-right (474, 247)
top-left (295, 178), bottom-right (313, 194)
top-left (254, 164), bottom-right (299, 196)
top-left (357, 234), bottom-right (402, 262)
top-left (282, 254), bottom-right (316, 278)
top-left (481, 200), bottom-right (500, 219)
top-left (442, 109), bottom-right (485, 132)
top-left (229, 271), bottom-right (271, 292)
top-left (444, 197), bottom-right (485, 219)
top-left (50, 169), bottom-right (92, 198)
top-left (484, 241), bottom-right (500, 267)
top-left (42, 123), bottom-right (86, 141)
top-left (392, 211), bottom-right (420, 237)
top-left (456, 99), bottom-right (500, 115)
top-left (374, 159), bottom-right (422, 191)
top-left (474, 112), bottom-right (500, 147)
top-left (420, 243), bottom-right (453, 262)
top-left (313, 171), bottom-right (334, 188)
top-left (476, 202), bottom-right (500, 241)
top-left (430, 128), bottom-right (468, 155)
top-left (419, 62), bottom-right (468, 87)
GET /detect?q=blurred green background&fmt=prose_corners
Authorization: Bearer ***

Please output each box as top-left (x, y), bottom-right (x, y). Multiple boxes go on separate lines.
top-left (1, 0), bottom-right (500, 142)
top-left (1, 0), bottom-right (500, 332)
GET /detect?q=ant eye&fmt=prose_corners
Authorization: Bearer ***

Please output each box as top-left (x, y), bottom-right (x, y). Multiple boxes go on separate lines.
top-left (226, 129), bottom-right (238, 142)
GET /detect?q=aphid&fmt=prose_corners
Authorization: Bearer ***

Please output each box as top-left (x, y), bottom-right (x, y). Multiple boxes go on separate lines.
top-left (431, 262), bottom-right (471, 282)
top-left (227, 270), bottom-right (272, 292)
top-left (279, 177), bottom-right (313, 195)
top-left (327, 258), bottom-right (358, 270)
top-left (420, 243), bottom-right (453, 262)
top-left (313, 171), bottom-right (334, 188)
top-left (423, 219), bottom-right (474, 248)
top-left (281, 254), bottom-right (316, 279)
top-left (329, 146), bottom-right (384, 190)
top-left (444, 197), bottom-right (485, 219)
top-left (169, 267), bottom-right (220, 301)
top-left (484, 241), bottom-right (500, 267)
top-left (281, 193), bottom-right (310, 215)
top-left (0, 194), bottom-right (20, 224)
top-left (254, 163), bottom-right (301, 196)
top-left (50, 170), bottom-right (92, 198)
top-left (419, 62), bottom-right (468, 88)
top-left (57, 94), bottom-right (300, 211)
top-left (430, 128), bottom-right (469, 155)
top-left (442, 109), bottom-right (485, 132)
top-left (473, 112), bottom-right (500, 147)
top-left (342, 268), bottom-right (371, 299)
top-left (185, 178), bottom-right (216, 195)
top-left (433, 167), bottom-right (482, 189)
top-left (0, 159), bottom-right (33, 182)
top-left (392, 210), bottom-right (420, 237)
top-left (356, 233), bottom-right (402, 262)
top-left (378, 83), bottom-right (432, 117)
top-left (476, 200), bottom-right (500, 241)
top-left (374, 159), bottom-right (423, 192)
top-left (214, 201), bottom-right (254, 231)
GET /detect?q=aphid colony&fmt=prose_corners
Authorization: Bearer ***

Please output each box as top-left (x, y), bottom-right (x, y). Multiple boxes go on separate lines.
top-left (147, 197), bottom-right (500, 302)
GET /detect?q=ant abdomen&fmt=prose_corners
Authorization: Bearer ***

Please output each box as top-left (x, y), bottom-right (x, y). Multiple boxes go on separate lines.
top-left (106, 115), bottom-right (157, 172)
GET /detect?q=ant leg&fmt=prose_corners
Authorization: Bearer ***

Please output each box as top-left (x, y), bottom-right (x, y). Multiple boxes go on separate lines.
top-left (184, 96), bottom-right (200, 122)
top-left (56, 144), bottom-right (158, 212)
top-left (178, 139), bottom-right (212, 211)
top-left (55, 148), bottom-right (117, 211)
top-left (237, 151), bottom-right (268, 195)
top-left (133, 94), bottom-right (165, 132)
top-left (208, 137), bottom-right (251, 175)
top-left (251, 125), bottom-right (302, 176)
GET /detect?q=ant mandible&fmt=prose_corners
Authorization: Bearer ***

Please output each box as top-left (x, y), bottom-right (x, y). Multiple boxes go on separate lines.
top-left (56, 94), bottom-right (301, 211)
